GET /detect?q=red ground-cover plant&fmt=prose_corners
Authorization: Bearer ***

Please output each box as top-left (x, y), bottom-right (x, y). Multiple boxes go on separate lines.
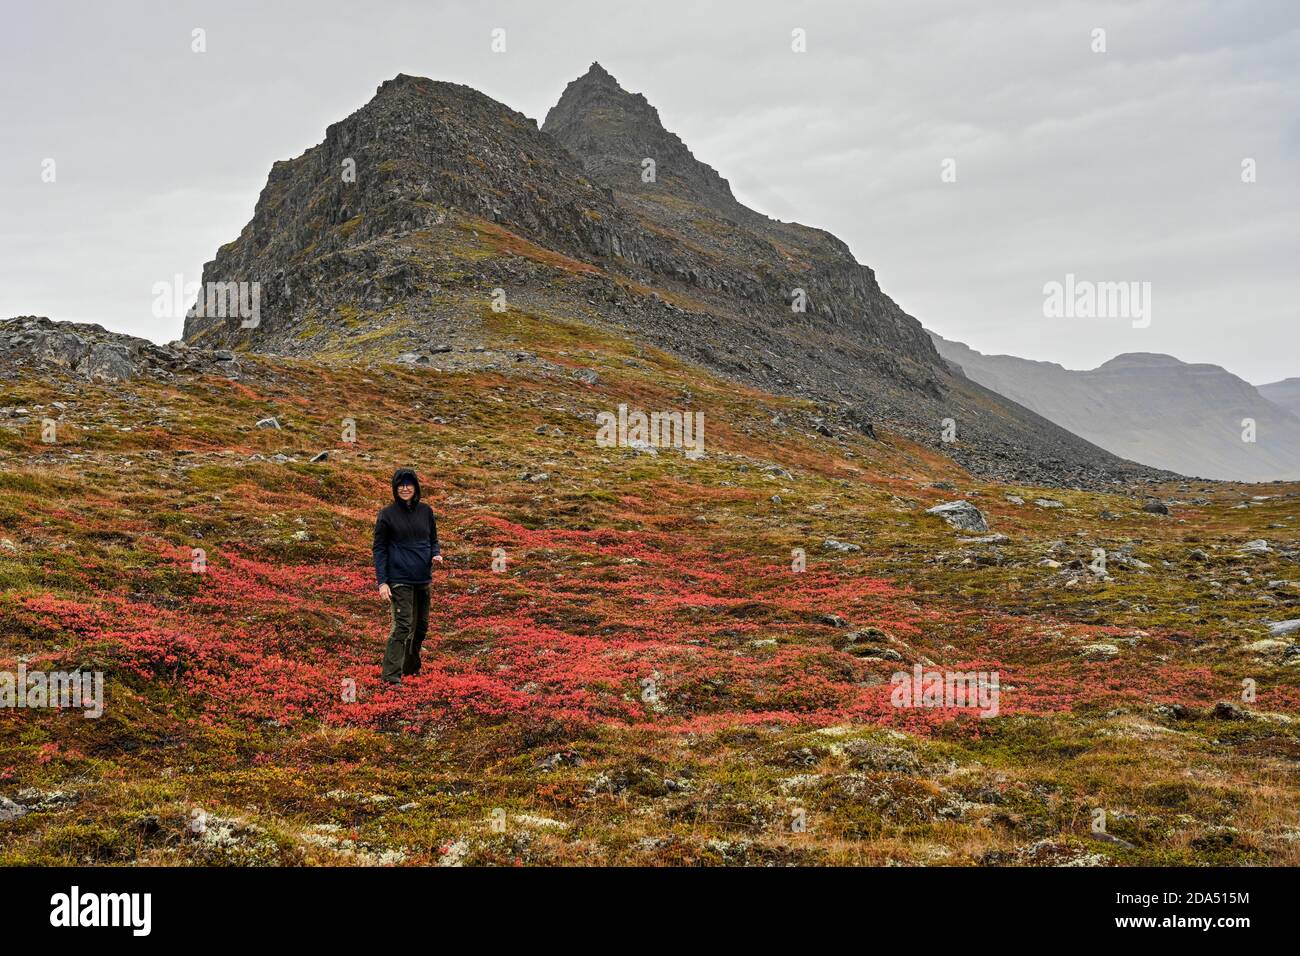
top-left (4, 517), bottom-right (1271, 736)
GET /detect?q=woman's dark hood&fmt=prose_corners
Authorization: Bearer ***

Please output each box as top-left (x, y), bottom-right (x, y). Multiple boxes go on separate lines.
top-left (391, 468), bottom-right (421, 506)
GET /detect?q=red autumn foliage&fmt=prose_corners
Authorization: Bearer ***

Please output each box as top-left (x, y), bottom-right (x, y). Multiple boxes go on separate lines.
top-left (5, 515), bottom-right (1279, 738)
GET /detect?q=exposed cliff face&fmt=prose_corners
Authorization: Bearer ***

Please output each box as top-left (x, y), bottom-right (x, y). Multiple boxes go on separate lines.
top-left (182, 73), bottom-right (635, 345)
top-left (542, 63), bottom-right (944, 369)
top-left (931, 334), bottom-right (1300, 482)
top-left (180, 66), bottom-right (1165, 487)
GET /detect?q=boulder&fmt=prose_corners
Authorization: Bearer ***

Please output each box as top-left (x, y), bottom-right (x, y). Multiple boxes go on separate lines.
top-left (1244, 639), bottom-right (1290, 658)
top-left (0, 796), bottom-right (26, 821)
top-left (83, 342), bottom-right (136, 381)
top-left (1211, 701), bottom-right (1249, 720)
top-left (822, 538), bottom-right (861, 553)
top-left (926, 500), bottom-right (989, 533)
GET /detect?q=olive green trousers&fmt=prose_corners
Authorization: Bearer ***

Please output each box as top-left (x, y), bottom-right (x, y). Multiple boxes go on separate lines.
top-left (382, 583), bottom-right (430, 681)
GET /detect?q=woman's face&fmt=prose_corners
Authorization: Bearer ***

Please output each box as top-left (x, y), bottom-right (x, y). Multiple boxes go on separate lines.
top-left (397, 482), bottom-right (415, 501)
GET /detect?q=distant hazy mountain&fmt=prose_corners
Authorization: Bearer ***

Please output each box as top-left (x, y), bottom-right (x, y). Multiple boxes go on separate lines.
top-left (1259, 378), bottom-right (1300, 419)
top-left (930, 333), bottom-right (1300, 482)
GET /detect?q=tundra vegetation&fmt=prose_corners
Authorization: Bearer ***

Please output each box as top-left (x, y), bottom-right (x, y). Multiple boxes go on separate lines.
top-left (1, 306), bottom-right (1297, 866)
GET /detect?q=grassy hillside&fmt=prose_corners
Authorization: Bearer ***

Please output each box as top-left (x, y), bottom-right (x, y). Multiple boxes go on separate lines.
top-left (2, 309), bottom-right (1298, 866)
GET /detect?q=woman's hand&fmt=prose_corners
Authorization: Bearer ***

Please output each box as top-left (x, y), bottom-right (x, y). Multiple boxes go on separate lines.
top-left (378, 583), bottom-right (392, 600)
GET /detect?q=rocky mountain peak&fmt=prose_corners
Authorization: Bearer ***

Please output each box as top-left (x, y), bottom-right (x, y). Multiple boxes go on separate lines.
top-left (182, 70), bottom-right (627, 344)
top-left (575, 61), bottom-right (618, 88)
top-left (173, 69), bottom-right (1163, 486)
top-left (543, 63), bottom-right (740, 214)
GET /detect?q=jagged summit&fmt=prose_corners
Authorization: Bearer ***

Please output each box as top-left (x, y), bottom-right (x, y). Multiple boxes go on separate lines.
top-left (177, 68), bottom-right (1166, 486)
top-left (543, 63), bottom-right (741, 214)
top-left (182, 70), bottom-right (630, 344)
top-left (573, 61), bottom-right (618, 87)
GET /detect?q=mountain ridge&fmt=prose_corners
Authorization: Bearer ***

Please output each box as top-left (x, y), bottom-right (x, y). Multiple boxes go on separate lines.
top-left (930, 331), bottom-right (1300, 482)
top-left (178, 66), bottom-right (1169, 488)
top-left (1259, 377), bottom-right (1300, 418)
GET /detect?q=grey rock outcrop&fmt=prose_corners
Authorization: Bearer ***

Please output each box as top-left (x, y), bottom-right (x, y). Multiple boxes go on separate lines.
top-left (1, 316), bottom-right (239, 382)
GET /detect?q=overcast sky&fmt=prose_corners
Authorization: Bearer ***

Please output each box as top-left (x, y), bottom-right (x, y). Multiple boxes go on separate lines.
top-left (2, 0), bottom-right (1296, 383)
